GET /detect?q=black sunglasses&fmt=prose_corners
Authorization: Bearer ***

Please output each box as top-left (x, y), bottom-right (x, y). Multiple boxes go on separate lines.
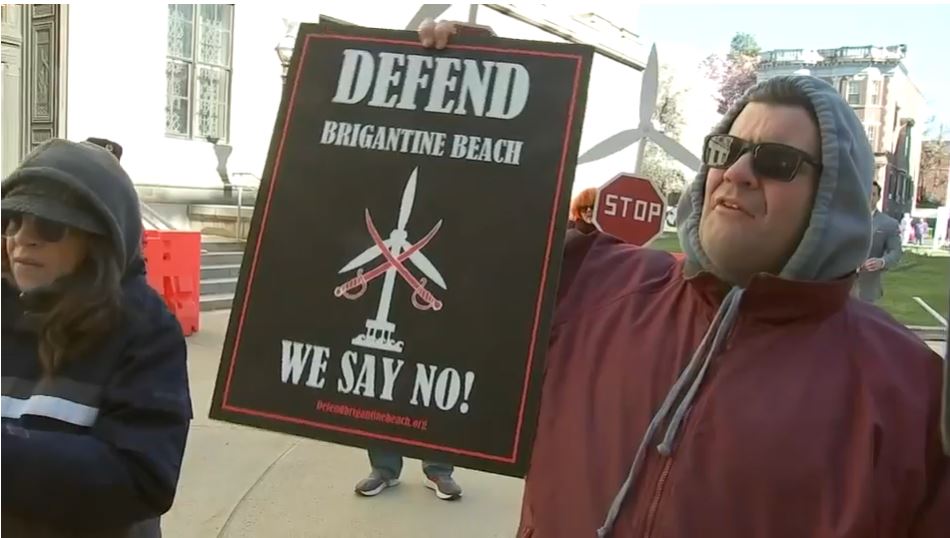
top-left (2, 212), bottom-right (70, 242)
top-left (702, 134), bottom-right (822, 182)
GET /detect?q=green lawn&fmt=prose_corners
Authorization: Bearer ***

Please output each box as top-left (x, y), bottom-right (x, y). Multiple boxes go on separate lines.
top-left (878, 252), bottom-right (949, 326)
top-left (649, 232), bottom-right (683, 253)
top-left (647, 233), bottom-right (949, 327)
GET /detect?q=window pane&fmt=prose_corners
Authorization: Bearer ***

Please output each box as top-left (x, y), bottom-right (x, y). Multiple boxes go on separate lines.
top-left (166, 60), bottom-right (191, 135)
top-left (167, 4), bottom-right (194, 59)
top-left (194, 66), bottom-right (229, 140)
top-left (871, 81), bottom-right (881, 105)
top-left (197, 4), bottom-right (233, 67)
top-left (848, 81), bottom-right (861, 105)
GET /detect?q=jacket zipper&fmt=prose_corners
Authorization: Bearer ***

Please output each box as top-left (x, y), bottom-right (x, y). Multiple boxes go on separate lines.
top-left (643, 457), bottom-right (674, 538)
top-left (640, 357), bottom-right (717, 538)
top-left (638, 312), bottom-right (738, 537)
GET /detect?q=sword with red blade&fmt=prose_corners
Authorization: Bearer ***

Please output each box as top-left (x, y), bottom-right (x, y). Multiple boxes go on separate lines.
top-left (334, 220), bottom-right (442, 299)
top-left (364, 209), bottom-right (442, 311)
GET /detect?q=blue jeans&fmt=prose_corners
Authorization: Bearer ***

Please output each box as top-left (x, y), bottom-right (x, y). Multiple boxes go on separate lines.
top-left (368, 448), bottom-right (453, 480)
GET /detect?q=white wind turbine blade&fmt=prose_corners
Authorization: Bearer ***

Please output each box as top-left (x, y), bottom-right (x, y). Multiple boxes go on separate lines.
top-left (339, 241), bottom-right (390, 273)
top-left (577, 129), bottom-right (643, 165)
top-left (397, 167), bottom-right (418, 232)
top-left (639, 45), bottom-right (660, 128)
top-left (408, 250), bottom-right (447, 290)
top-left (406, 4), bottom-right (451, 30)
top-left (650, 131), bottom-right (702, 171)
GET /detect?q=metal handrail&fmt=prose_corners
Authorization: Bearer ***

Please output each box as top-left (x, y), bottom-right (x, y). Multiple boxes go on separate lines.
top-left (230, 173), bottom-right (261, 240)
top-left (231, 172), bottom-right (261, 183)
top-left (140, 200), bottom-right (176, 231)
top-left (138, 175), bottom-right (261, 238)
top-left (235, 185), bottom-right (246, 239)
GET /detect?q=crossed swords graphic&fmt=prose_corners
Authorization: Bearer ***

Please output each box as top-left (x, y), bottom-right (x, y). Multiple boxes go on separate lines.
top-left (333, 210), bottom-right (443, 311)
top-left (334, 167), bottom-right (446, 324)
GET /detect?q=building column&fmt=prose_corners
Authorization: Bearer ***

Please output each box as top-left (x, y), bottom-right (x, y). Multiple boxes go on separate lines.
top-left (1, 5), bottom-right (25, 177)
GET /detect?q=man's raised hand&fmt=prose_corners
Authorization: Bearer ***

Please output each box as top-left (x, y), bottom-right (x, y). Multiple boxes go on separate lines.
top-left (417, 18), bottom-right (496, 49)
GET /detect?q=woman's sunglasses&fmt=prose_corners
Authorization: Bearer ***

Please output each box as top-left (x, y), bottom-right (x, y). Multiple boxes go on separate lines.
top-left (2, 212), bottom-right (70, 242)
top-left (702, 134), bottom-right (822, 182)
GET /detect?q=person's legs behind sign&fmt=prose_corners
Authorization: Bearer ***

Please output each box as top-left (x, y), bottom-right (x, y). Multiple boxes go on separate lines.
top-left (356, 447), bottom-right (461, 500)
top-left (421, 460), bottom-right (459, 500)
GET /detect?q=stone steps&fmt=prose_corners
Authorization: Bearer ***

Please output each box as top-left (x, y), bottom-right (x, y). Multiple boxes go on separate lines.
top-left (200, 238), bottom-right (245, 311)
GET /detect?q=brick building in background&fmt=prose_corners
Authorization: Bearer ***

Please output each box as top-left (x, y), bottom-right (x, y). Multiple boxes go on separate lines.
top-left (919, 140), bottom-right (950, 208)
top-left (756, 44), bottom-right (927, 219)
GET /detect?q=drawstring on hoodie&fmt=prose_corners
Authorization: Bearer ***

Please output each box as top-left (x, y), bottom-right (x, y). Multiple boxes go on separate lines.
top-left (657, 288), bottom-right (744, 455)
top-left (596, 286), bottom-right (745, 538)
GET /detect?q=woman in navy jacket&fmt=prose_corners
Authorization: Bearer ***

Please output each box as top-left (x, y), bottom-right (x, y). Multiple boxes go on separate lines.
top-left (1, 139), bottom-right (192, 537)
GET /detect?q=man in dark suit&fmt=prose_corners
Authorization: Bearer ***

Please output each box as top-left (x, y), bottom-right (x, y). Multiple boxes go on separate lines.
top-left (856, 182), bottom-right (902, 303)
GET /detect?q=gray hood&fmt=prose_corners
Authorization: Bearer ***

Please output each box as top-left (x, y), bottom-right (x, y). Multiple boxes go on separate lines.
top-left (677, 75), bottom-right (874, 281)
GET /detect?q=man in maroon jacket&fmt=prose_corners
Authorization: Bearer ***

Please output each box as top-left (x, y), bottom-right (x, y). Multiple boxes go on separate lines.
top-left (420, 20), bottom-right (948, 538)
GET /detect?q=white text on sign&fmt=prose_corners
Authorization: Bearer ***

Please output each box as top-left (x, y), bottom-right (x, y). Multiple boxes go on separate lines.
top-left (319, 121), bottom-right (524, 165)
top-left (332, 49), bottom-right (530, 120)
top-left (603, 194), bottom-right (663, 223)
top-left (279, 339), bottom-right (477, 414)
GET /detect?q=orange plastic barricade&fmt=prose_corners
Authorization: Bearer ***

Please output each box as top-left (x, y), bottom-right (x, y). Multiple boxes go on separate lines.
top-left (142, 230), bottom-right (201, 336)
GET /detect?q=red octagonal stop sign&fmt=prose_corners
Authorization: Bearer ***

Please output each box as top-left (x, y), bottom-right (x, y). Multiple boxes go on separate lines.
top-left (593, 173), bottom-right (667, 246)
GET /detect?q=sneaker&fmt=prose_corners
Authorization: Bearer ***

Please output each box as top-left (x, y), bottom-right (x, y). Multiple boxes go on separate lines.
top-left (354, 470), bottom-right (399, 497)
top-left (424, 474), bottom-right (462, 500)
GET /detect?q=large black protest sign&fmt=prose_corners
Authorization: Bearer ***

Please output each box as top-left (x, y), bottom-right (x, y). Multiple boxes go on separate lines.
top-left (210, 23), bottom-right (592, 476)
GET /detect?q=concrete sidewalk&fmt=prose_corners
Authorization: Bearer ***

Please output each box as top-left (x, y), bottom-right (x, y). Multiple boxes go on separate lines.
top-left (163, 311), bottom-right (524, 538)
top-left (165, 312), bottom-right (946, 537)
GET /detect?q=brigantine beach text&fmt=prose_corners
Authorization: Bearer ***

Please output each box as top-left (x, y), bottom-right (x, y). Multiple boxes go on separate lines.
top-left (318, 48), bottom-right (531, 166)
